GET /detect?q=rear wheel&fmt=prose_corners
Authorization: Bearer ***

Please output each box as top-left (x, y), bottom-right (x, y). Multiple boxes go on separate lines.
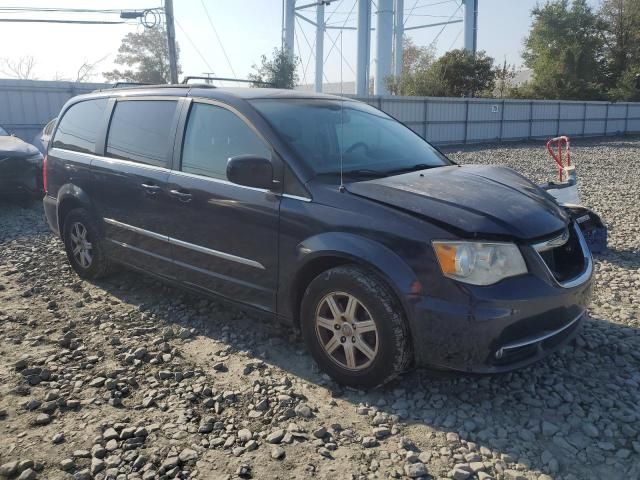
top-left (301, 265), bottom-right (412, 389)
top-left (62, 208), bottom-right (113, 280)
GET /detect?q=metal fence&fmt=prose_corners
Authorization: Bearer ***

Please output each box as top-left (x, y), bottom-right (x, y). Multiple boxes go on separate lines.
top-left (351, 95), bottom-right (640, 145)
top-left (2, 79), bottom-right (640, 147)
top-left (0, 79), bottom-right (108, 143)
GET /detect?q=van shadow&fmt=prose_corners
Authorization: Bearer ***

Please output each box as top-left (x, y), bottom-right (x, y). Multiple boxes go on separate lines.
top-left (594, 247), bottom-right (640, 269)
top-left (94, 269), bottom-right (640, 480)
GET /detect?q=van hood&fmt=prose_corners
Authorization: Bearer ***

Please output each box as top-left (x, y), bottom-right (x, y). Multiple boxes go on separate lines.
top-left (346, 165), bottom-right (569, 240)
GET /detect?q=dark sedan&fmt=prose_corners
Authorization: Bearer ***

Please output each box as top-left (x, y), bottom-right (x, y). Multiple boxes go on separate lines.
top-left (0, 125), bottom-right (43, 202)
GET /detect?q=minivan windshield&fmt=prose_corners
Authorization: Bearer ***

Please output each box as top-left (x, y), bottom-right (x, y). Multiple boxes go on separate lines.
top-left (251, 99), bottom-right (450, 180)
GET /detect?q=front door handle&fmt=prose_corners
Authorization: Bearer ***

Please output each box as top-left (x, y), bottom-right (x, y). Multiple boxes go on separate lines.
top-left (169, 189), bottom-right (193, 202)
top-left (141, 183), bottom-right (161, 195)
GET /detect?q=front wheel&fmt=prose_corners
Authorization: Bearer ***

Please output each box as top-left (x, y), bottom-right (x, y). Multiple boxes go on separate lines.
top-left (300, 265), bottom-right (412, 389)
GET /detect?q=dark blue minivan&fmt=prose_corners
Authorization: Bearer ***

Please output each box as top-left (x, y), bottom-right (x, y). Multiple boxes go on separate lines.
top-left (43, 86), bottom-right (593, 388)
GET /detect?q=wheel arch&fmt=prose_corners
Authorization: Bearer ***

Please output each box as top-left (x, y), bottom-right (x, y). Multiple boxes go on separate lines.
top-left (287, 232), bottom-right (420, 331)
top-left (56, 184), bottom-right (95, 236)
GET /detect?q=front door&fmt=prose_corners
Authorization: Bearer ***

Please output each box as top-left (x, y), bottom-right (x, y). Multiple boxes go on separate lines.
top-left (164, 100), bottom-right (280, 312)
top-left (91, 97), bottom-right (183, 278)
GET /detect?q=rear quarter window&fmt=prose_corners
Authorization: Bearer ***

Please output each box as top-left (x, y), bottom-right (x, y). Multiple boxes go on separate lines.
top-left (52, 98), bottom-right (108, 153)
top-left (106, 100), bottom-right (178, 168)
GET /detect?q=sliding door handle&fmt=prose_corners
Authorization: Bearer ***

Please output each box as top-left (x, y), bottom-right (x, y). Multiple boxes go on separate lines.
top-left (169, 189), bottom-right (193, 202)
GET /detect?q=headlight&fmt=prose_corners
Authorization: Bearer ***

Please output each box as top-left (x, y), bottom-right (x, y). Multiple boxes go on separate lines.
top-left (432, 241), bottom-right (527, 285)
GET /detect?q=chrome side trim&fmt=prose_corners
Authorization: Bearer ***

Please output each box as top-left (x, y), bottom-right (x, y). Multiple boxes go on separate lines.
top-left (169, 170), bottom-right (270, 194)
top-left (495, 311), bottom-right (585, 357)
top-left (533, 223), bottom-right (593, 289)
top-left (103, 218), bottom-right (265, 270)
top-left (170, 237), bottom-right (265, 270)
top-left (104, 218), bottom-right (168, 242)
top-left (281, 193), bottom-right (312, 202)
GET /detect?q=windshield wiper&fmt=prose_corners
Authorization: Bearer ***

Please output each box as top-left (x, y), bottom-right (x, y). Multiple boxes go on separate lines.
top-left (342, 169), bottom-right (388, 178)
top-left (385, 163), bottom-right (439, 175)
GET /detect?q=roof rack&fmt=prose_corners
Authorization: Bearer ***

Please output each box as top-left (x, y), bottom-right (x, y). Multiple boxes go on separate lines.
top-left (181, 76), bottom-right (274, 87)
top-left (113, 81), bottom-right (153, 88)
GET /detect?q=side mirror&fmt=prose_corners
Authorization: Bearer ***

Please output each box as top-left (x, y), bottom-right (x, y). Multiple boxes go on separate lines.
top-left (226, 155), bottom-right (274, 190)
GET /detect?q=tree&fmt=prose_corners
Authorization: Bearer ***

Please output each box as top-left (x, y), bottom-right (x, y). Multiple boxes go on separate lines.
top-left (248, 48), bottom-right (298, 89)
top-left (426, 49), bottom-right (495, 97)
top-left (1, 56), bottom-right (37, 79)
top-left (493, 59), bottom-right (517, 98)
top-left (521, 0), bottom-right (607, 100)
top-left (104, 26), bottom-right (180, 84)
top-left (599, 0), bottom-right (640, 98)
top-left (386, 37), bottom-right (435, 95)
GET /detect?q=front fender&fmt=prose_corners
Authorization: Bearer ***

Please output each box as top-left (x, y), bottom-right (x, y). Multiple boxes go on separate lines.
top-left (283, 232), bottom-right (422, 332)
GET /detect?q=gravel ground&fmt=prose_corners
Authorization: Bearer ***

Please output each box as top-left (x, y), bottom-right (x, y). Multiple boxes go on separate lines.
top-left (0, 136), bottom-right (638, 480)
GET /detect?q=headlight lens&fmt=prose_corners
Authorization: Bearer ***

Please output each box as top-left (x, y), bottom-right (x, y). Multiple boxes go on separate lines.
top-left (432, 241), bottom-right (527, 285)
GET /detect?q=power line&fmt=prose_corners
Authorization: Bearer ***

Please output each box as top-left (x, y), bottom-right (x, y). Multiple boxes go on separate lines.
top-left (447, 26), bottom-right (463, 50)
top-left (426, 1), bottom-right (462, 49)
top-left (200, 0), bottom-right (237, 78)
top-left (0, 18), bottom-right (130, 24)
top-left (406, 0), bottom-right (457, 10)
top-left (175, 18), bottom-right (214, 73)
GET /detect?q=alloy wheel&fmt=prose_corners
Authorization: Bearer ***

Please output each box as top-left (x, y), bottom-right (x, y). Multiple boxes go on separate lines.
top-left (314, 291), bottom-right (379, 371)
top-left (69, 222), bottom-right (93, 269)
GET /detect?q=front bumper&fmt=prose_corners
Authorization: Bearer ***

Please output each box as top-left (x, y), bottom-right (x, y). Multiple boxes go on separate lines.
top-left (407, 237), bottom-right (593, 373)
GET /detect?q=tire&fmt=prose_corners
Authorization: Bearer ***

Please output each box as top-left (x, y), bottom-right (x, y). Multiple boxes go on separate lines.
top-left (62, 208), bottom-right (113, 280)
top-left (300, 265), bottom-right (412, 389)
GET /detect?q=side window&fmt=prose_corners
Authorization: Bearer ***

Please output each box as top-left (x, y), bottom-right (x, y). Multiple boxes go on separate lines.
top-left (106, 100), bottom-right (178, 167)
top-left (181, 103), bottom-right (270, 180)
top-left (52, 99), bottom-right (107, 153)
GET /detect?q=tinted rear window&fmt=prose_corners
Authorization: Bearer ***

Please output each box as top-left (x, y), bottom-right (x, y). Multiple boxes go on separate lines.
top-left (52, 99), bottom-right (107, 153)
top-left (106, 100), bottom-right (178, 167)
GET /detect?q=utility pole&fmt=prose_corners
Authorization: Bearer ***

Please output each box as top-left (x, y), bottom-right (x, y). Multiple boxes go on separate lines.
top-left (463, 0), bottom-right (478, 55)
top-left (315, 2), bottom-right (324, 92)
top-left (164, 0), bottom-right (179, 83)
top-left (393, 0), bottom-right (403, 78)
top-left (356, 0), bottom-right (371, 96)
top-left (374, 0), bottom-right (393, 95)
top-left (284, 0), bottom-right (296, 59)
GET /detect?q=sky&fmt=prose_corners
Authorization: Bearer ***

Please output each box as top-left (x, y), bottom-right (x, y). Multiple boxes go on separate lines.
top-left (0, 0), bottom-right (602, 86)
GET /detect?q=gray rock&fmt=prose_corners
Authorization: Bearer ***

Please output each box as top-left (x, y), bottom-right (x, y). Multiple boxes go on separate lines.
top-left (450, 467), bottom-right (471, 480)
top-left (404, 462), bottom-right (427, 478)
top-left (238, 428), bottom-right (253, 443)
top-left (294, 403), bottom-right (313, 418)
top-left (90, 458), bottom-right (104, 475)
top-left (271, 446), bottom-right (286, 460)
top-left (266, 429), bottom-right (285, 444)
top-left (105, 439), bottom-right (118, 451)
top-left (73, 469), bottom-right (91, 480)
top-left (59, 458), bottom-right (75, 471)
top-left (178, 448), bottom-right (198, 463)
top-left (16, 469), bottom-right (36, 480)
top-left (88, 377), bottom-right (106, 388)
top-left (33, 413), bottom-right (50, 426)
top-left (362, 436), bottom-right (378, 448)
top-left (0, 461), bottom-right (20, 477)
top-left (581, 423), bottom-right (599, 438)
top-left (503, 470), bottom-right (527, 480)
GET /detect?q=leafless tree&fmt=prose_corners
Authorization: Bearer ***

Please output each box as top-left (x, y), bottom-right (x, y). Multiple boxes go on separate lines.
top-left (76, 55), bottom-right (109, 82)
top-left (1, 56), bottom-right (37, 79)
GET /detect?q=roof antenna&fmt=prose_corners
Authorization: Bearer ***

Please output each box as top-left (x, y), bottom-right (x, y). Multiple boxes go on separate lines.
top-left (339, 30), bottom-right (345, 193)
